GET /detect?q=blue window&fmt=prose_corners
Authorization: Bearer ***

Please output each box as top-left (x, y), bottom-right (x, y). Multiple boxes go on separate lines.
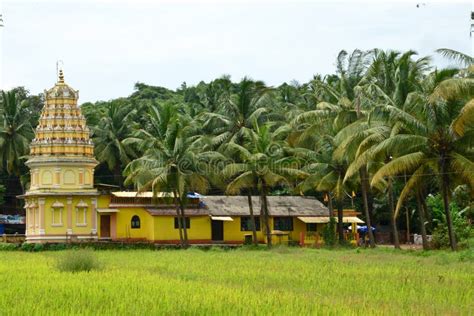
top-left (131, 215), bottom-right (140, 229)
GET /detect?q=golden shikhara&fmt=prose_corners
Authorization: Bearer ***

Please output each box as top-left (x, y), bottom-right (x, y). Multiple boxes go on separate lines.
top-left (25, 70), bottom-right (98, 194)
top-left (29, 70), bottom-right (94, 157)
top-left (24, 70), bottom-right (99, 242)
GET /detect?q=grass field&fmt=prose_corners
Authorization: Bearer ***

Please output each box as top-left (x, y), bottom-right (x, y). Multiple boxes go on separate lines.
top-left (0, 247), bottom-right (472, 315)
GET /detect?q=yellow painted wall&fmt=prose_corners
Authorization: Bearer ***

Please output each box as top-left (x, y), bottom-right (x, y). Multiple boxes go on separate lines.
top-left (291, 218), bottom-right (306, 241)
top-left (42, 195), bottom-right (96, 235)
top-left (97, 194), bottom-right (111, 208)
top-left (76, 198), bottom-right (324, 244)
top-left (112, 208), bottom-right (154, 240)
top-left (153, 216), bottom-right (211, 241)
top-left (223, 218), bottom-right (266, 243)
top-left (31, 166), bottom-right (95, 190)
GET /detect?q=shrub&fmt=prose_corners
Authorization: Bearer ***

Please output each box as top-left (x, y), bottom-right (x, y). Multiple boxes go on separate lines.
top-left (47, 243), bottom-right (68, 251)
top-left (432, 219), bottom-right (471, 249)
top-left (56, 249), bottom-right (101, 273)
top-left (238, 244), bottom-right (264, 251)
top-left (428, 193), bottom-right (472, 249)
top-left (321, 217), bottom-right (337, 247)
top-left (20, 243), bottom-right (35, 252)
top-left (0, 243), bottom-right (19, 251)
top-left (33, 243), bottom-right (45, 252)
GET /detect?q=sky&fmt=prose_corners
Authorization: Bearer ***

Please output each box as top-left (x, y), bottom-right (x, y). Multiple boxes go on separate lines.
top-left (0, 0), bottom-right (472, 103)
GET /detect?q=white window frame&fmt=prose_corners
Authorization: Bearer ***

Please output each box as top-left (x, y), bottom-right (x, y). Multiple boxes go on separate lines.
top-left (76, 207), bottom-right (87, 226)
top-left (51, 207), bottom-right (63, 226)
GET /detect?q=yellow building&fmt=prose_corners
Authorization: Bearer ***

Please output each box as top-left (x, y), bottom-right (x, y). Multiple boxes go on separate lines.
top-left (23, 72), bottom-right (361, 245)
top-left (23, 71), bottom-right (99, 242)
top-left (98, 193), bottom-right (330, 244)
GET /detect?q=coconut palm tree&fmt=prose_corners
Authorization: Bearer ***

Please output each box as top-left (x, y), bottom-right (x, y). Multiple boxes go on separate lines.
top-left (0, 91), bottom-right (34, 176)
top-left (296, 137), bottom-right (351, 244)
top-left (340, 51), bottom-right (432, 249)
top-left (223, 122), bottom-right (306, 247)
top-left (294, 50), bottom-right (377, 247)
top-left (92, 99), bottom-right (137, 188)
top-left (124, 106), bottom-right (223, 246)
top-left (0, 91), bottom-right (34, 213)
top-left (200, 77), bottom-right (271, 147)
top-left (369, 75), bottom-right (474, 250)
top-left (196, 78), bottom-right (273, 245)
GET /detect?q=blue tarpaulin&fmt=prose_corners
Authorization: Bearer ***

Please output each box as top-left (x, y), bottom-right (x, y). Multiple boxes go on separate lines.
top-left (358, 226), bottom-right (376, 233)
top-left (186, 192), bottom-right (202, 199)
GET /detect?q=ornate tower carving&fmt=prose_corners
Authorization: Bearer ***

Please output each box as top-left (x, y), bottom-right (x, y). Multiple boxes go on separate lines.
top-left (24, 70), bottom-right (99, 242)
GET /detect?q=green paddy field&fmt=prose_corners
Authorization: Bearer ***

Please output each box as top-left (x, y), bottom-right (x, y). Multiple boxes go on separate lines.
top-left (0, 247), bottom-right (472, 315)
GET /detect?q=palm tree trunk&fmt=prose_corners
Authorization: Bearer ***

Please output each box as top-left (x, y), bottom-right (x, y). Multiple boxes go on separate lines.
top-left (440, 161), bottom-right (457, 250)
top-left (247, 194), bottom-right (258, 246)
top-left (388, 178), bottom-right (400, 249)
top-left (416, 191), bottom-right (429, 250)
top-left (405, 207), bottom-right (410, 244)
top-left (178, 198), bottom-right (189, 247)
top-left (260, 179), bottom-right (272, 247)
top-left (173, 191), bottom-right (184, 246)
top-left (336, 198), bottom-right (344, 244)
top-left (328, 193), bottom-right (334, 220)
top-left (114, 164), bottom-right (124, 189)
top-left (359, 168), bottom-right (375, 248)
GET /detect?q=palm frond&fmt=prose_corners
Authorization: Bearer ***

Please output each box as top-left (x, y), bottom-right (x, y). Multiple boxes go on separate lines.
top-left (371, 152), bottom-right (425, 186)
top-left (226, 171), bottom-right (254, 195)
top-left (450, 153), bottom-right (474, 188)
top-left (451, 99), bottom-right (474, 137)
top-left (394, 166), bottom-right (425, 218)
top-left (436, 48), bottom-right (474, 67)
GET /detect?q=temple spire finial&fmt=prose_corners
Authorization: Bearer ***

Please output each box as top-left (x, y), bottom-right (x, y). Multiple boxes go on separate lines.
top-left (56, 60), bottom-right (64, 83)
top-left (58, 69), bottom-right (64, 83)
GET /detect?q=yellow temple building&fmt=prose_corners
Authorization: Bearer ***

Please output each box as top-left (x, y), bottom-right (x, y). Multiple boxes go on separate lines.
top-left (22, 72), bottom-right (362, 245)
top-left (23, 70), bottom-right (100, 242)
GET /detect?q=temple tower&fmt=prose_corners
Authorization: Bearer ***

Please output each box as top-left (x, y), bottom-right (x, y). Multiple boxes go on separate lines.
top-left (24, 70), bottom-right (99, 242)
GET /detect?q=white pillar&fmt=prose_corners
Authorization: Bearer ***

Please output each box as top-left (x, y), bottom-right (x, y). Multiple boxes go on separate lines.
top-left (66, 197), bottom-right (73, 235)
top-left (38, 198), bottom-right (45, 235)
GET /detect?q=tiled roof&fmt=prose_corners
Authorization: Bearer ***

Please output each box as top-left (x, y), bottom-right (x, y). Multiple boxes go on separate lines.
top-left (146, 208), bottom-right (208, 216)
top-left (202, 196), bottom-right (329, 217)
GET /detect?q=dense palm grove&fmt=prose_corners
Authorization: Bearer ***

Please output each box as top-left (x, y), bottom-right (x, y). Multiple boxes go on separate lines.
top-left (1, 48), bottom-right (473, 250)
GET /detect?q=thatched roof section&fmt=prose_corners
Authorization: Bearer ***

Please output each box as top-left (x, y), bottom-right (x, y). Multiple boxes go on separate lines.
top-left (203, 196), bottom-right (329, 217)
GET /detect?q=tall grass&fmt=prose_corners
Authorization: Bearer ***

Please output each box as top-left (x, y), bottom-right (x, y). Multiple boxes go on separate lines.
top-left (56, 249), bottom-right (101, 273)
top-left (0, 248), bottom-right (472, 315)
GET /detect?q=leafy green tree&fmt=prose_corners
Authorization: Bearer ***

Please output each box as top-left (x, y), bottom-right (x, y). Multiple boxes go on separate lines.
top-left (427, 193), bottom-right (471, 249)
top-left (131, 82), bottom-right (176, 101)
